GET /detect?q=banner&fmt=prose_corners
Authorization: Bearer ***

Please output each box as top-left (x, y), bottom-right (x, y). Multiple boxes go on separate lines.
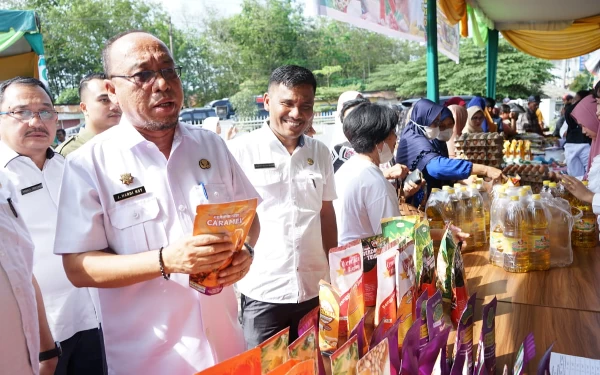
top-left (316, 0), bottom-right (459, 62)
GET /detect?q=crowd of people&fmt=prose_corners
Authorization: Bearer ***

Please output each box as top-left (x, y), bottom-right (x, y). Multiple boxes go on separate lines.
top-left (2, 29), bottom-right (599, 375)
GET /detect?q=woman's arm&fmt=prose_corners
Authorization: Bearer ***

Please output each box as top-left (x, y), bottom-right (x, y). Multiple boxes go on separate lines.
top-left (426, 156), bottom-right (473, 181)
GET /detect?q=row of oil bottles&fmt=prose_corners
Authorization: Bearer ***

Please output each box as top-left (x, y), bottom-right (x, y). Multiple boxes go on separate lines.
top-left (425, 179), bottom-right (597, 273)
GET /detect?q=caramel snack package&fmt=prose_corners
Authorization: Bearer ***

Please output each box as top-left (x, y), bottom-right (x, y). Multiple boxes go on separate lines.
top-left (194, 347), bottom-right (261, 375)
top-left (361, 235), bottom-right (388, 307)
top-left (374, 247), bottom-right (397, 334)
top-left (190, 198), bottom-right (258, 295)
top-left (330, 240), bottom-right (364, 339)
top-left (266, 360), bottom-right (300, 375)
top-left (258, 327), bottom-right (290, 373)
top-left (285, 360), bottom-right (316, 375)
top-left (356, 338), bottom-right (391, 375)
top-left (319, 280), bottom-right (341, 352)
top-left (330, 335), bottom-right (359, 375)
top-left (395, 240), bottom-right (416, 350)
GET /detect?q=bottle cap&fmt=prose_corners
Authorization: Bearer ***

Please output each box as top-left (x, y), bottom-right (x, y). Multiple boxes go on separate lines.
top-left (549, 182), bottom-right (557, 188)
top-left (543, 180), bottom-right (550, 186)
top-left (442, 186), bottom-right (450, 191)
top-left (532, 194), bottom-right (541, 200)
top-left (431, 188), bottom-right (440, 193)
top-left (510, 196), bottom-right (519, 201)
top-left (498, 193), bottom-right (507, 198)
top-left (448, 188), bottom-right (455, 194)
top-left (454, 183), bottom-right (461, 188)
top-left (519, 189), bottom-right (528, 197)
top-left (461, 187), bottom-right (467, 193)
top-left (523, 185), bottom-right (532, 191)
top-left (583, 181), bottom-right (589, 187)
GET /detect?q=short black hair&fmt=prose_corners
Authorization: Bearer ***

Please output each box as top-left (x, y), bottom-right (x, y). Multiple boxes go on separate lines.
top-left (268, 65), bottom-right (317, 93)
top-left (342, 101), bottom-right (398, 154)
top-left (56, 129), bottom-right (66, 135)
top-left (79, 73), bottom-right (107, 99)
top-left (0, 76), bottom-right (53, 106)
top-left (576, 90), bottom-right (590, 100)
top-left (485, 97), bottom-right (496, 108)
top-left (340, 98), bottom-right (370, 130)
top-left (102, 30), bottom-right (154, 75)
top-left (500, 104), bottom-right (511, 114)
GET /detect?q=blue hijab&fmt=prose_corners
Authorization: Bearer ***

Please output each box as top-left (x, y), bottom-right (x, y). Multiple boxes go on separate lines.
top-left (468, 96), bottom-right (489, 132)
top-left (396, 99), bottom-right (445, 171)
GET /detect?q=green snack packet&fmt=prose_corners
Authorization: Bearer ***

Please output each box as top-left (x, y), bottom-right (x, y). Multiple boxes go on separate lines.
top-left (414, 220), bottom-right (437, 298)
top-left (381, 215), bottom-right (420, 244)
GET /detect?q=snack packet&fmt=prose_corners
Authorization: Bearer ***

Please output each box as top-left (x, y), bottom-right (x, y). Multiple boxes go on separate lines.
top-left (513, 333), bottom-right (536, 375)
top-left (349, 315), bottom-right (367, 358)
top-left (286, 360), bottom-right (316, 375)
top-left (414, 220), bottom-right (437, 297)
top-left (289, 326), bottom-right (317, 362)
top-left (418, 327), bottom-right (451, 375)
top-left (191, 198), bottom-right (258, 295)
top-left (357, 338), bottom-right (391, 375)
top-left (451, 241), bottom-right (469, 327)
top-left (361, 235), bottom-right (388, 307)
top-left (375, 247), bottom-right (397, 333)
top-left (330, 335), bottom-right (359, 375)
top-left (426, 290), bottom-right (448, 375)
top-left (416, 291), bottom-right (429, 351)
top-left (381, 215), bottom-right (419, 243)
top-left (454, 293), bottom-right (477, 375)
top-left (318, 280), bottom-right (341, 352)
top-left (502, 365), bottom-right (508, 375)
top-left (480, 297), bottom-right (497, 374)
top-left (400, 321), bottom-right (420, 375)
top-left (473, 340), bottom-right (486, 375)
top-left (266, 360), bottom-right (300, 375)
top-left (537, 343), bottom-right (554, 375)
top-left (195, 347), bottom-right (261, 375)
top-left (450, 340), bottom-right (466, 375)
top-left (298, 306), bottom-right (320, 337)
top-left (258, 327), bottom-right (290, 373)
top-left (330, 240), bottom-right (365, 338)
top-left (436, 227), bottom-right (456, 304)
top-left (396, 239), bottom-right (416, 350)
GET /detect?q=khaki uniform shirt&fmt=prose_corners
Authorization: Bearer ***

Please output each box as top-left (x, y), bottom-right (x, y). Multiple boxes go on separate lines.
top-left (55, 127), bottom-right (95, 157)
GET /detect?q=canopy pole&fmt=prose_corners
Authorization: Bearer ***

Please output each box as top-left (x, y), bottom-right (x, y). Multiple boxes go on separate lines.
top-left (486, 29), bottom-right (499, 99)
top-left (426, 0), bottom-right (439, 103)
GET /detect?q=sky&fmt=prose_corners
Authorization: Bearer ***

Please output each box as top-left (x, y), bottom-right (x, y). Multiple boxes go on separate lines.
top-left (154, 0), bottom-right (244, 29)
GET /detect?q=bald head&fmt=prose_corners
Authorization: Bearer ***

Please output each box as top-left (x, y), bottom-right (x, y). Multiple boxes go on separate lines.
top-left (102, 30), bottom-right (169, 76)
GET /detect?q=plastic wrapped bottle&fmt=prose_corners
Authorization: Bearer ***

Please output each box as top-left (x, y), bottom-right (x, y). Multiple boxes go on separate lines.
top-left (526, 194), bottom-right (551, 271)
top-left (445, 188), bottom-right (465, 230)
top-left (549, 182), bottom-right (559, 198)
top-left (476, 178), bottom-right (491, 235)
top-left (541, 180), bottom-right (550, 195)
top-left (469, 184), bottom-right (487, 250)
top-left (460, 187), bottom-right (473, 238)
top-left (572, 181), bottom-right (598, 250)
top-left (503, 195), bottom-right (530, 273)
top-left (490, 192), bottom-right (508, 267)
top-left (425, 188), bottom-right (446, 231)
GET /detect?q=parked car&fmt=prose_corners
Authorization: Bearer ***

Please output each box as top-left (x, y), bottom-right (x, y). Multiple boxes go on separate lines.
top-left (179, 108), bottom-right (218, 125)
top-left (206, 99), bottom-right (235, 120)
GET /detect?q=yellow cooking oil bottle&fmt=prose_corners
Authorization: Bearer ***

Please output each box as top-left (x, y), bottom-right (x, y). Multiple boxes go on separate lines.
top-left (476, 178), bottom-right (491, 234)
top-left (460, 187), bottom-right (473, 237)
top-left (503, 195), bottom-right (530, 273)
top-left (526, 194), bottom-right (550, 271)
top-left (469, 184), bottom-right (487, 250)
top-left (573, 181), bottom-right (598, 249)
top-left (446, 188), bottom-right (465, 230)
top-left (425, 188), bottom-right (446, 230)
top-left (490, 192), bottom-right (508, 266)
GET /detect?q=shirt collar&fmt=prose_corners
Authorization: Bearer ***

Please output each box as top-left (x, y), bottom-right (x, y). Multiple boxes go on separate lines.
top-left (262, 120), bottom-right (306, 149)
top-left (111, 115), bottom-right (183, 150)
top-left (0, 141), bottom-right (55, 168)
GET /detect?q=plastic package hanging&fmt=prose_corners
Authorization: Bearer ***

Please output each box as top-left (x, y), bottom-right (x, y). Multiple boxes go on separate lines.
top-left (542, 196), bottom-right (581, 268)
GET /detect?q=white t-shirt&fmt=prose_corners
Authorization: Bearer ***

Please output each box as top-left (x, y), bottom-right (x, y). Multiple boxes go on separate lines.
top-left (333, 156), bottom-right (400, 245)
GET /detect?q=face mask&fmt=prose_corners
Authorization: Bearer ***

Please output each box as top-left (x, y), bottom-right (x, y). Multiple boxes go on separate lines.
top-left (437, 128), bottom-right (453, 141)
top-left (378, 142), bottom-right (394, 163)
top-left (412, 120), bottom-right (440, 140)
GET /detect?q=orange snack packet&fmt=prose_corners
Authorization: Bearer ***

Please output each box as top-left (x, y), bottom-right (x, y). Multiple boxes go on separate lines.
top-left (318, 280), bottom-right (341, 352)
top-left (285, 360), bottom-right (316, 375)
top-left (190, 198), bottom-right (258, 295)
top-left (266, 360), bottom-right (300, 375)
top-left (194, 347), bottom-right (261, 375)
top-left (258, 327), bottom-right (290, 373)
top-left (375, 245), bottom-right (398, 334)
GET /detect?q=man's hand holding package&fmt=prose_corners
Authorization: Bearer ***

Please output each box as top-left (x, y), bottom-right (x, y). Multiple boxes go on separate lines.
top-left (162, 234), bottom-right (235, 275)
top-left (217, 248), bottom-right (253, 286)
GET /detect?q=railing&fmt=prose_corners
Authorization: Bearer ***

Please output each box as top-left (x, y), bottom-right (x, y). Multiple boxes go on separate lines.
top-left (233, 112), bottom-right (336, 133)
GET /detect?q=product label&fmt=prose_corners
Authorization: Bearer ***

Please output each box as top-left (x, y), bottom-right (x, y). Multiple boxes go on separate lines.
top-left (490, 232), bottom-right (505, 252)
top-left (340, 254), bottom-right (361, 274)
top-left (575, 218), bottom-right (596, 233)
top-left (530, 234), bottom-right (550, 252)
top-left (503, 237), bottom-right (528, 255)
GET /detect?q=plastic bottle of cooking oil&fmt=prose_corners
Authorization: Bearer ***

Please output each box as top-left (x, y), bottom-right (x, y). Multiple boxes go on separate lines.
top-left (526, 194), bottom-right (550, 271)
top-left (460, 187), bottom-right (473, 237)
top-left (442, 185), bottom-right (451, 192)
top-left (469, 184), bottom-right (487, 250)
top-left (572, 181), bottom-right (598, 249)
top-left (425, 188), bottom-right (446, 231)
top-left (503, 195), bottom-right (530, 273)
top-left (541, 180), bottom-right (550, 195)
top-left (476, 178), bottom-right (491, 235)
top-left (445, 188), bottom-right (466, 230)
top-left (519, 187), bottom-right (532, 207)
top-left (549, 182), bottom-right (559, 198)
top-left (490, 192), bottom-right (508, 267)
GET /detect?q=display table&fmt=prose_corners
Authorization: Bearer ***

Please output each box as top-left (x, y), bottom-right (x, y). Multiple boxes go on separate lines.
top-left (464, 248), bottom-right (600, 372)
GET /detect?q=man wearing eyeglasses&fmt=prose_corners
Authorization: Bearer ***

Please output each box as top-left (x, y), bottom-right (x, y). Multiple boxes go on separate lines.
top-left (54, 31), bottom-right (261, 374)
top-left (0, 77), bottom-right (103, 375)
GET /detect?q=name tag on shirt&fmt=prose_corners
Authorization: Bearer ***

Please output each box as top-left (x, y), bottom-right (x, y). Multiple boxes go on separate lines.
top-left (113, 186), bottom-right (146, 202)
top-left (254, 163), bottom-right (276, 169)
top-left (21, 183), bottom-right (43, 195)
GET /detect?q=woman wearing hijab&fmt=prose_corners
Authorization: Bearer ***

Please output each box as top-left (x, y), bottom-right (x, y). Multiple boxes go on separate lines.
top-left (396, 99), bottom-right (503, 193)
top-left (462, 106), bottom-right (485, 134)
top-left (447, 105), bottom-right (468, 158)
top-left (468, 96), bottom-right (496, 132)
top-left (444, 96), bottom-right (466, 107)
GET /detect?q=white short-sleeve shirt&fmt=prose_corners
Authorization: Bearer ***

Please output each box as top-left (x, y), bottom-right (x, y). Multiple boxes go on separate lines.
top-left (0, 170), bottom-right (39, 375)
top-left (333, 156), bottom-right (400, 246)
top-left (54, 118), bottom-right (261, 375)
top-left (0, 143), bottom-right (98, 343)
top-left (228, 124), bottom-right (337, 303)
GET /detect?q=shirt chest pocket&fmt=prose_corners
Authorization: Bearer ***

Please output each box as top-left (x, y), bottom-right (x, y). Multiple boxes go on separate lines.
top-left (296, 173), bottom-right (324, 212)
top-left (107, 196), bottom-right (168, 254)
top-left (250, 169), bottom-right (281, 204)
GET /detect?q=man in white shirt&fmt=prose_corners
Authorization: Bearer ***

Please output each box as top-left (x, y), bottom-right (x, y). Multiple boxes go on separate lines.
top-left (0, 77), bottom-right (102, 374)
top-left (0, 170), bottom-right (57, 375)
top-left (229, 65), bottom-right (338, 347)
top-left (54, 31), bottom-right (261, 375)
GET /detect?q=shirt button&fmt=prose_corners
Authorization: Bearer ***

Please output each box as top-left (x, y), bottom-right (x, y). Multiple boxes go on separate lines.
top-left (214, 191), bottom-right (219, 197)
top-left (178, 204), bottom-right (186, 212)
top-left (133, 212), bottom-right (140, 219)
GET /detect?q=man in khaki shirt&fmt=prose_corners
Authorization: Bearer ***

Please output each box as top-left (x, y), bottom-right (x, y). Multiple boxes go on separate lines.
top-left (56, 73), bottom-right (121, 156)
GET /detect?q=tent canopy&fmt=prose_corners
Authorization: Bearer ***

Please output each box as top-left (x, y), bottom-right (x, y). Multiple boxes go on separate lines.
top-left (0, 10), bottom-right (46, 82)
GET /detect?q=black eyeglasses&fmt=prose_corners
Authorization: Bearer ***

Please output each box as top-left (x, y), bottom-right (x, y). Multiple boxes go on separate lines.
top-left (111, 67), bottom-right (182, 85)
top-left (0, 110), bottom-right (58, 122)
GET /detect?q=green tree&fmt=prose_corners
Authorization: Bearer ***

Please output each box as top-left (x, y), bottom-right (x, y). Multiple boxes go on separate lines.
top-left (55, 87), bottom-right (79, 105)
top-left (314, 65), bottom-right (343, 87)
top-left (569, 71), bottom-right (594, 92)
top-left (230, 81), bottom-right (260, 118)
